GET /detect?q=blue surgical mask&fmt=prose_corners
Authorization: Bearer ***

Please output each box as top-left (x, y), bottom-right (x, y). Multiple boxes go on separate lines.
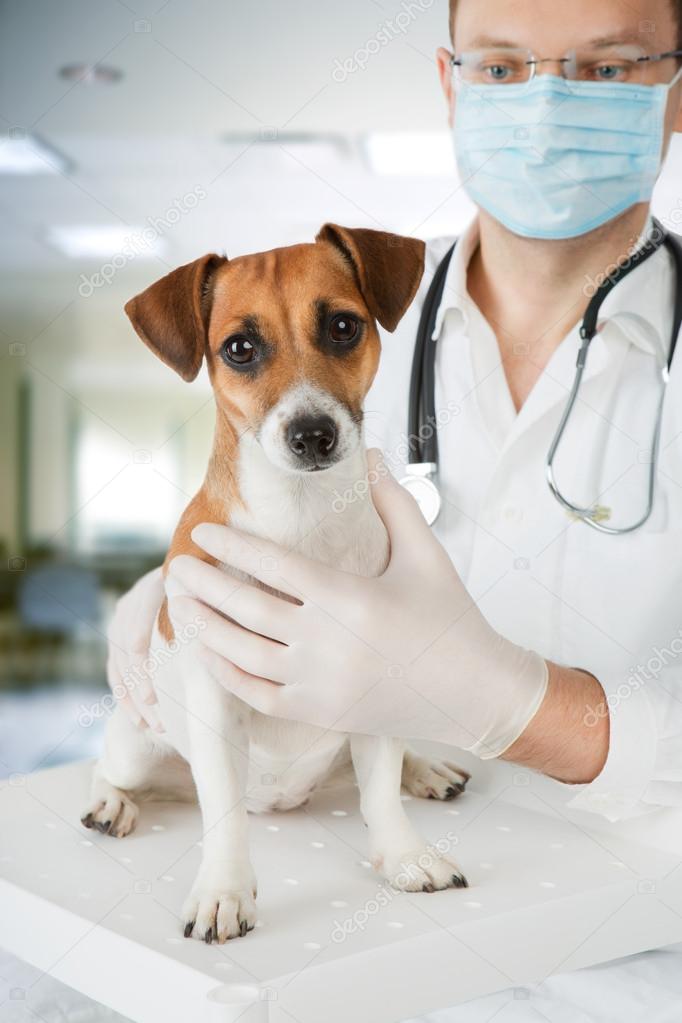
top-left (453, 73), bottom-right (679, 240)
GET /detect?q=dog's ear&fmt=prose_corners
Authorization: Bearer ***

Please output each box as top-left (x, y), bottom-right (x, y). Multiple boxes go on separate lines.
top-left (124, 253), bottom-right (227, 382)
top-left (315, 224), bottom-right (425, 332)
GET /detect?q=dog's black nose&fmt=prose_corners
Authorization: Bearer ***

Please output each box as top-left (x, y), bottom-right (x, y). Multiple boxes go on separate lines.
top-left (287, 415), bottom-right (337, 463)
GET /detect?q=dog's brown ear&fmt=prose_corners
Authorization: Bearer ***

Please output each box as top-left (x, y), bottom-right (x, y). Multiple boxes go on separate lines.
top-left (124, 253), bottom-right (227, 382)
top-left (315, 224), bottom-right (425, 332)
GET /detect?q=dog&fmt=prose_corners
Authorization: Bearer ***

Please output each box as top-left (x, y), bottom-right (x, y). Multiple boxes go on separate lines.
top-left (81, 223), bottom-right (470, 943)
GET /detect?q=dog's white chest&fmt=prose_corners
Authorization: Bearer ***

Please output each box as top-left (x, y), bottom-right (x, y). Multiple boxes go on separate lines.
top-left (229, 439), bottom-right (389, 811)
top-left (230, 436), bottom-right (389, 576)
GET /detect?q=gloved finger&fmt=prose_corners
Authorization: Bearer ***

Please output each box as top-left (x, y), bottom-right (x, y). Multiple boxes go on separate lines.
top-left (197, 643), bottom-right (286, 718)
top-left (116, 691), bottom-right (143, 728)
top-left (168, 555), bottom-right (300, 643)
top-left (130, 667), bottom-right (158, 707)
top-left (125, 672), bottom-right (165, 731)
top-left (190, 522), bottom-right (337, 603)
top-left (134, 695), bottom-right (165, 733)
top-left (366, 447), bottom-right (441, 562)
top-left (110, 674), bottom-right (159, 732)
top-left (170, 596), bottom-right (295, 685)
top-left (107, 640), bottom-right (158, 709)
top-left (107, 640), bottom-right (164, 731)
top-left (109, 566), bottom-right (165, 657)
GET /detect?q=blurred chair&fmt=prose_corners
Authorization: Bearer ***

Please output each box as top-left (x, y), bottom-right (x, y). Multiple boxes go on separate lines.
top-left (13, 563), bottom-right (104, 684)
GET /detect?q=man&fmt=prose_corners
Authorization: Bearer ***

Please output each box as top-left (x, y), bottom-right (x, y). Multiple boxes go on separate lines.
top-left (109, 0), bottom-right (682, 1017)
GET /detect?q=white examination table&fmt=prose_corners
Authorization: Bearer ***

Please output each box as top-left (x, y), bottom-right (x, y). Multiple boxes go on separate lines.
top-left (1, 749), bottom-right (681, 1023)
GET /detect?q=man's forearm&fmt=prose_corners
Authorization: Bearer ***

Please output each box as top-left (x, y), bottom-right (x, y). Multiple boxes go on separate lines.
top-left (502, 662), bottom-right (609, 784)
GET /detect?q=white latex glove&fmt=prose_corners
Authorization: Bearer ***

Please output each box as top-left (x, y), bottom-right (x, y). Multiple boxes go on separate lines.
top-left (168, 451), bottom-right (549, 758)
top-left (106, 566), bottom-right (166, 732)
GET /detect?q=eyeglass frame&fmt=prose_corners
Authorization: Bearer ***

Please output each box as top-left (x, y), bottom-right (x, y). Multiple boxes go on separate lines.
top-left (449, 46), bottom-right (682, 86)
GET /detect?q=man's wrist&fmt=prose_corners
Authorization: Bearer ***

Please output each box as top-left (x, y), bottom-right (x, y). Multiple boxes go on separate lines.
top-left (501, 661), bottom-right (610, 784)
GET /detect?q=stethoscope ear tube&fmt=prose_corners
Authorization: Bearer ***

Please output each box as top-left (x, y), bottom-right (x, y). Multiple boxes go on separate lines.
top-left (403, 243), bottom-right (457, 523)
top-left (407, 243), bottom-right (457, 465)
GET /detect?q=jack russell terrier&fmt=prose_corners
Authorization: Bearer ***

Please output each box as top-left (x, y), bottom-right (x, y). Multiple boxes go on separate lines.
top-left (81, 223), bottom-right (470, 944)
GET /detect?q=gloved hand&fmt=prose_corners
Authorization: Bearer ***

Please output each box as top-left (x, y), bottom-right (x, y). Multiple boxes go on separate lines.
top-left (168, 450), bottom-right (549, 758)
top-left (106, 566), bottom-right (166, 732)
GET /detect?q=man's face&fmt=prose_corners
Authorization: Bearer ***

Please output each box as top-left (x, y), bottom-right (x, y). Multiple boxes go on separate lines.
top-left (436, 0), bottom-right (682, 145)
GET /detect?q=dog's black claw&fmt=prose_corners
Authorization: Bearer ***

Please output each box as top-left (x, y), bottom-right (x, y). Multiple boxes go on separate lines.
top-left (81, 814), bottom-right (94, 829)
top-left (239, 919), bottom-right (248, 937)
top-left (204, 927), bottom-right (214, 944)
top-left (452, 874), bottom-right (469, 889)
top-left (423, 882), bottom-right (436, 893)
top-left (94, 820), bottom-right (111, 834)
top-left (184, 922), bottom-right (194, 938)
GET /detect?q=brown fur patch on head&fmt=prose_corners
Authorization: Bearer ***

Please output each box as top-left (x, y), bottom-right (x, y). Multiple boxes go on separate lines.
top-left (203, 227), bottom-right (424, 435)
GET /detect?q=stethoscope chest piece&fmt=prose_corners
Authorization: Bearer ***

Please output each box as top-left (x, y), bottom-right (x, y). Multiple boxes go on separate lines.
top-left (400, 462), bottom-right (441, 525)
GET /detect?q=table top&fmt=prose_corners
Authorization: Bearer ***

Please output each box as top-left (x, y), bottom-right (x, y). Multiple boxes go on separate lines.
top-left (1, 755), bottom-right (681, 1023)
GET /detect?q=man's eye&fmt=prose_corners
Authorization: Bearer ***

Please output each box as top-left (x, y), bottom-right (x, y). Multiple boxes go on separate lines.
top-left (591, 63), bottom-right (627, 81)
top-left (329, 314), bottom-right (359, 343)
top-left (486, 64), bottom-right (511, 80)
top-left (222, 335), bottom-right (255, 365)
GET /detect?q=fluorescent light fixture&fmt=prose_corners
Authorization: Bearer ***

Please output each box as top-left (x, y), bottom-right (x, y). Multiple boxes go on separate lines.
top-left (222, 131), bottom-right (352, 170)
top-left (0, 133), bottom-right (71, 175)
top-left (59, 63), bottom-right (123, 85)
top-left (364, 132), bottom-right (456, 177)
top-left (45, 225), bottom-right (168, 260)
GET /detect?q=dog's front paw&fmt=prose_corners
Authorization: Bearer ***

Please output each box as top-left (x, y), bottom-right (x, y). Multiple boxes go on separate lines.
top-left (377, 845), bottom-right (468, 893)
top-left (80, 784), bottom-right (139, 838)
top-left (182, 872), bottom-right (257, 943)
top-left (402, 752), bottom-right (470, 801)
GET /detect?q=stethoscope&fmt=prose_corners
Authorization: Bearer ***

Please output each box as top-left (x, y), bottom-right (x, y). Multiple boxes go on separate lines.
top-left (401, 220), bottom-right (682, 533)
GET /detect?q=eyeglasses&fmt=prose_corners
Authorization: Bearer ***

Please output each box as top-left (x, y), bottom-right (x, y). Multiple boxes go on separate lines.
top-left (450, 44), bottom-right (682, 88)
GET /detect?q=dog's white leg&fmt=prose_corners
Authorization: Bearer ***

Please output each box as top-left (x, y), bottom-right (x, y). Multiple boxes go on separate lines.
top-left (401, 747), bottom-right (470, 802)
top-left (182, 674), bottom-right (256, 943)
top-left (351, 734), bottom-right (468, 891)
top-left (81, 705), bottom-right (164, 838)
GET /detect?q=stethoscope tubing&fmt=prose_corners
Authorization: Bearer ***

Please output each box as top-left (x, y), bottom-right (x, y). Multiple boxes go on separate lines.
top-left (407, 220), bottom-right (682, 533)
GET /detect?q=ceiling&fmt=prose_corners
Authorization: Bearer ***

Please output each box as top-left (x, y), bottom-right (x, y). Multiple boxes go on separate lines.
top-left (0, 0), bottom-right (469, 289)
top-left (1, 0), bottom-right (681, 330)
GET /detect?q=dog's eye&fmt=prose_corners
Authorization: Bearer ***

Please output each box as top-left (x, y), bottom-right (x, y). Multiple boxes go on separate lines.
top-left (329, 314), bottom-right (359, 344)
top-left (222, 335), bottom-right (255, 365)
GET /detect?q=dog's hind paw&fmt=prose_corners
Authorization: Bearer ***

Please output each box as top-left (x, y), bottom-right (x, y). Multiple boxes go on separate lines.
top-left (401, 751), bottom-right (470, 801)
top-left (182, 878), bottom-right (257, 943)
top-left (80, 784), bottom-right (139, 838)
